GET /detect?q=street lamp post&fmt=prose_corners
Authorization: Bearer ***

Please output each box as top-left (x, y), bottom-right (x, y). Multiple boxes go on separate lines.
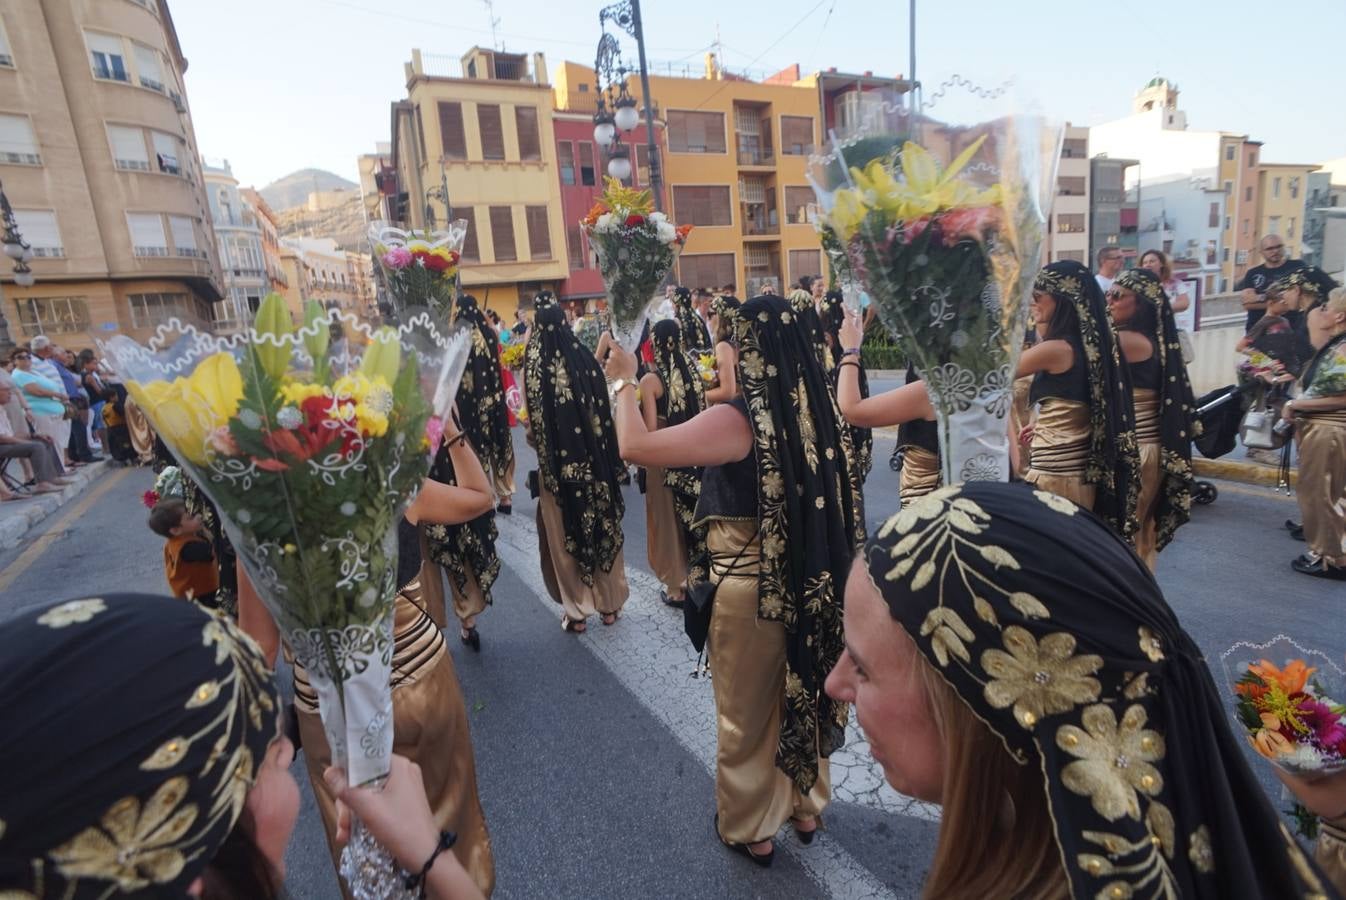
top-left (594, 0), bottom-right (663, 211)
top-left (0, 179), bottom-right (36, 357)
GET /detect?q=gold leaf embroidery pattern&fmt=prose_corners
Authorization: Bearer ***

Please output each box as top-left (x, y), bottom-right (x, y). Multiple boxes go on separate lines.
top-left (981, 627), bottom-right (1102, 729)
top-left (1057, 704), bottom-right (1165, 822)
top-left (37, 598), bottom-right (106, 629)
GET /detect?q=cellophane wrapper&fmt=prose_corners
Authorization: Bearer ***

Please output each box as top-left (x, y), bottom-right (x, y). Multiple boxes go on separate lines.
top-left (809, 88), bottom-right (1059, 483)
top-left (101, 299), bottom-right (471, 898)
top-left (1219, 635), bottom-right (1346, 777)
top-left (370, 220), bottom-right (467, 319)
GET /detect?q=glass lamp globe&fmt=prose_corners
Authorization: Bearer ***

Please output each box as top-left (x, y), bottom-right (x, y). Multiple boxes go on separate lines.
top-left (13, 269), bottom-right (35, 287)
top-left (607, 156), bottom-right (633, 181)
top-left (614, 103), bottom-right (640, 132)
top-left (3, 242), bottom-right (24, 261)
top-left (593, 121), bottom-right (616, 148)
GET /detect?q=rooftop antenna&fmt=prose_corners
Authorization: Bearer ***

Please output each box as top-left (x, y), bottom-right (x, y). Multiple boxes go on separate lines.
top-left (483, 0), bottom-right (502, 50)
top-left (713, 23), bottom-right (724, 77)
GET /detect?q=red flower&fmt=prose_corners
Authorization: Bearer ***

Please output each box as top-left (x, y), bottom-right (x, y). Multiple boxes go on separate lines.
top-left (937, 207), bottom-right (1001, 246)
top-left (421, 252), bottom-right (451, 272)
top-left (904, 217), bottom-right (933, 241)
top-left (625, 214), bottom-right (646, 227)
top-left (142, 490), bottom-right (160, 509)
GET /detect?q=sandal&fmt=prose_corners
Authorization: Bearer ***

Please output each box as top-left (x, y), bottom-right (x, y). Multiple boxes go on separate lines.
top-left (561, 616), bottom-right (587, 633)
top-left (601, 611), bottom-right (619, 626)
top-left (714, 814), bottom-right (773, 868)
top-left (660, 590), bottom-right (685, 609)
top-left (790, 816), bottom-right (819, 845)
top-left (460, 626), bottom-right (481, 652)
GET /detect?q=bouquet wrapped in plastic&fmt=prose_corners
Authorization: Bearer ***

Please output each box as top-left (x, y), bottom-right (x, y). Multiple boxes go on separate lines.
top-left (101, 294), bottom-right (471, 897)
top-left (581, 178), bottom-right (692, 351)
top-left (370, 220), bottom-right (467, 318)
top-left (809, 88), bottom-right (1058, 483)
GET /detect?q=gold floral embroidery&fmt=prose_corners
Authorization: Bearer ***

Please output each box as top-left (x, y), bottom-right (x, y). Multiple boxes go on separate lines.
top-left (1187, 825), bottom-right (1213, 874)
top-left (1057, 704), bottom-right (1165, 821)
top-left (920, 607), bottom-right (974, 666)
top-left (140, 736), bottom-right (191, 771)
top-left (981, 627), bottom-right (1102, 729)
top-left (50, 777), bottom-right (198, 890)
top-left (37, 598), bottom-right (106, 628)
top-left (1078, 800), bottom-right (1179, 899)
top-left (1137, 626), bottom-right (1164, 662)
top-left (1034, 489), bottom-right (1078, 515)
top-left (740, 350), bottom-right (765, 380)
top-left (762, 471), bottom-right (784, 498)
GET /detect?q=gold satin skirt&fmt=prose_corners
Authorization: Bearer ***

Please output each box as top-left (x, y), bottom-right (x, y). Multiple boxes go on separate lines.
top-left (1297, 414), bottom-right (1346, 568)
top-left (1025, 399), bottom-right (1096, 512)
top-left (535, 483), bottom-right (629, 620)
top-left (1133, 390), bottom-right (1162, 571)
top-left (1011, 375), bottom-right (1034, 476)
top-left (706, 520), bottom-right (830, 844)
top-left (292, 588), bottom-right (496, 898)
top-left (644, 464), bottom-right (689, 596)
top-left (899, 446), bottom-right (941, 504)
top-left (123, 397), bottom-right (156, 464)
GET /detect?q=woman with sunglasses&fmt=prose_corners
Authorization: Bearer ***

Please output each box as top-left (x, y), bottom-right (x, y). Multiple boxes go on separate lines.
top-left (1106, 269), bottom-right (1198, 570)
top-left (8, 348), bottom-right (73, 465)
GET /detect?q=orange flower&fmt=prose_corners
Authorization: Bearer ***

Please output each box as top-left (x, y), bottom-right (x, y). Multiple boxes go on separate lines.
top-left (1250, 712), bottom-right (1293, 759)
top-left (583, 202), bottom-right (609, 227)
top-left (676, 223), bottom-right (694, 241)
top-left (1249, 659), bottom-right (1316, 695)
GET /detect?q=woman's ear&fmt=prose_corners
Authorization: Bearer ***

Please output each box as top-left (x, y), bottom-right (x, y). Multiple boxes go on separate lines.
top-left (187, 876), bottom-right (204, 896)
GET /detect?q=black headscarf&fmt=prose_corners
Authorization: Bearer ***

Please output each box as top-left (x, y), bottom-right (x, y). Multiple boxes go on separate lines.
top-left (819, 290), bottom-right (874, 480)
top-left (1033, 261), bottom-right (1141, 537)
top-left (0, 594), bottom-right (280, 898)
top-left (650, 318), bottom-right (708, 579)
top-left (1274, 267), bottom-right (1341, 364)
top-left (735, 295), bottom-right (863, 793)
top-left (788, 289), bottom-right (830, 372)
top-left (710, 294), bottom-right (740, 346)
top-left (865, 482), bottom-right (1338, 900)
top-left (1113, 268), bottom-right (1197, 552)
top-left (425, 443), bottom-right (502, 604)
top-left (450, 294), bottom-right (514, 486)
top-left (525, 303), bottom-right (627, 582)
top-left (673, 287), bottom-right (712, 351)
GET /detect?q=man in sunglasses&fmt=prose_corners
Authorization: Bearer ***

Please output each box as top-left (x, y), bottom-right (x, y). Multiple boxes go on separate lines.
top-left (1237, 234), bottom-right (1306, 332)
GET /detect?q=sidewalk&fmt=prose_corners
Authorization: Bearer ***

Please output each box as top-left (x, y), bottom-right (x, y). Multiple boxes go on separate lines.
top-left (0, 460), bottom-right (120, 551)
top-left (1193, 440), bottom-right (1297, 489)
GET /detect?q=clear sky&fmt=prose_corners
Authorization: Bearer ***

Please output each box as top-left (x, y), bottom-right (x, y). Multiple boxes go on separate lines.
top-left (173, 0), bottom-right (1346, 190)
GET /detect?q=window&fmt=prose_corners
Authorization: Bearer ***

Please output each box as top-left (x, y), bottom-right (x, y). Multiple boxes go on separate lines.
top-left (1223, 180), bottom-right (1232, 196)
top-left (437, 102), bottom-right (466, 160)
top-left (667, 110), bottom-right (726, 154)
top-left (460, 209), bottom-right (480, 262)
top-left (169, 216), bottom-right (199, 257)
top-left (1225, 145), bottom-right (1235, 161)
top-left (1221, 277), bottom-right (1228, 292)
top-left (1272, 177), bottom-right (1281, 199)
top-left (525, 206), bottom-right (551, 259)
top-left (678, 253), bottom-right (736, 289)
top-left (1058, 176), bottom-right (1086, 196)
top-left (567, 224), bottom-right (585, 270)
top-left (0, 114), bottom-right (40, 165)
top-left (477, 105), bottom-right (505, 160)
top-left (1247, 150), bottom-right (1256, 168)
top-left (1290, 177), bottom-right (1300, 200)
top-left (558, 141), bottom-right (576, 185)
top-left (1060, 138), bottom-right (1087, 159)
top-left (515, 107), bottom-right (541, 161)
top-left (1208, 203), bottom-right (1219, 228)
top-left (1205, 241), bottom-right (1217, 265)
top-left (1244, 186), bottom-right (1252, 202)
top-left (132, 43), bottom-right (164, 91)
top-left (779, 116), bottom-right (813, 156)
top-left (1057, 213), bottom-right (1085, 234)
top-left (86, 31), bottom-right (129, 82)
top-left (414, 106), bottom-right (426, 162)
top-left (1055, 250), bottom-right (1085, 263)
top-left (1222, 248), bottom-right (1230, 262)
top-left (1288, 217), bottom-right (1296, 238)
top-left (783, 186), bottom-right (816, 225)
top-left (1224, 216), bottom-right (1231, 231)
top-left (635, 144), bottom-right (650, 187)
top-left (1267, 216), bottom-right (1281, 236)
top-left (127, 212), bottom-right (168, 256)
top-left (1242, 218), bottom-right (1249, 235)
top-left (672, 186), bottom-right (732, 226)
top-left (11, 210), bottom-right (63, 257)
top-left (13, 297), bottom-right (90, 337)
top-left (577, 142), bottom-right (596, 185)
top-left (488, 206), bottom-right (516, 261)
top-left (788, 249), bottom-right (821, 283)
top-left (128, 292), bottom-right (194, 328)
top-left (151, 131), bottom-right (180, 174)
top-left (0, 18), bottom-right (14, 67)
top-left (108, 124), bottom-right (149, 170)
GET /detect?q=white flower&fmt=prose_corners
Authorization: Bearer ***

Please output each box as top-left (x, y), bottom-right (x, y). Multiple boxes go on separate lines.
top-left (656, 221), bottom-right (677, 244)
top-left (594, 213), bottom-right (615, 233)
top-left (1278, 743), bottom-right (1329, 772)
top-left (649, 212), bottom-right (667, 224)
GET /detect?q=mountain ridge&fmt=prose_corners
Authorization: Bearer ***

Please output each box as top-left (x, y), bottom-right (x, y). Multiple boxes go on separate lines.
top-left (260, 168), bottom-right (359, 211)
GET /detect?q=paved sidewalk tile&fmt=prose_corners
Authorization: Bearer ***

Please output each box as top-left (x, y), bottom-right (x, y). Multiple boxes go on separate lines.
top-left (0, 460), bottom-right (120, 550)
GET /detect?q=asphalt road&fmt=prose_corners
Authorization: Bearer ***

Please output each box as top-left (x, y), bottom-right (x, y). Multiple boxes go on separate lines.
top-left (0, 428), bottom-right (1336, 899)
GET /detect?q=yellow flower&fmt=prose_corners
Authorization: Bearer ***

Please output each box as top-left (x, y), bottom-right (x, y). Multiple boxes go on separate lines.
top-left (189, 352), bottom-right (243, 424)
top-left (407, 240), bottom-right (431, 254)
top-left (125, 353), bottom-right (243, 466)
top-left (354, 403), bottom-right (389, 437)
top-left (981, 627), bottom-right (1103, 729)
top-left (599, 176), bottom-right (653, 216)
top-left (826, 188), bottom-right (871, 241)
top-left (896, 137), bottom-right (1001, 214)
top-left (279, 381), bottom-right (330, 405)
top-left (1057, 704), bottom-right (1165, 821)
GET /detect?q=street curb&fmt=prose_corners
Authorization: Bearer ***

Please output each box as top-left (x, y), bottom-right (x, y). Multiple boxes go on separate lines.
top-left (0, 461), bottom-right (112, 551)
top-left (1193, 457), bottom-right (1296, 488)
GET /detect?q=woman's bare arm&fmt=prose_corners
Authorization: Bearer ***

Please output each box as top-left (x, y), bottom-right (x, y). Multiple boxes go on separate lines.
top-left (703, 342), bottom-right (738, 404)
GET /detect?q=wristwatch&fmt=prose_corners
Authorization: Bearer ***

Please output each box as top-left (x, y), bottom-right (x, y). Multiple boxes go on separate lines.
top-left (610, 378), bottom-right (635, 396)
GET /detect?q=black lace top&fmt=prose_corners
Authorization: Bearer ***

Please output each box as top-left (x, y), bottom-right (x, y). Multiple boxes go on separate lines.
top-left (1030, 336), bottom-right (1089, 404)
top-left (692, 398), bottom-right (757, 521)
top-left (897, 367), bottom-right (939, 454)
top-left (1128, 336), bottom-right (1161, 391)
top-left (395, 516), bottom-right (423, 590)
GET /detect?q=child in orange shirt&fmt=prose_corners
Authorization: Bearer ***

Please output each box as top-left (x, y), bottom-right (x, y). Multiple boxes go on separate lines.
top-left (148, 499), bottom-right (220, 609)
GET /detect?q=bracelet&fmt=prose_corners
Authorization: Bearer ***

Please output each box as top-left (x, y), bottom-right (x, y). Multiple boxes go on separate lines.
top-left (403, 830), bottom-right (457, 897)
top-left (444, 432), bottom-right (468, 449)
top-left (613, 381), bottom-right (636, 396)
top-left (843, 347), bottom-right (862, 357)
top-left (838, 359), bottom-right (863, 371)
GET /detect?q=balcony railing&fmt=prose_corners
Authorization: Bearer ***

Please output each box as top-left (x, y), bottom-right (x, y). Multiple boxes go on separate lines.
top-left (140, 76), bottom-right (164, 93)
top-left (134, 246), bottom-right (171, 257)
top-left (1, 151), bottom-right (40, 165)
top-left (736, 138), bottom-right (773, 167)
top-left (741, 210), bottom-right (779, 236)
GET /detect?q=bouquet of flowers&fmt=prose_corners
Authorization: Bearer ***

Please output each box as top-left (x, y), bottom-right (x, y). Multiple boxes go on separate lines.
top-left (142, 464), bottom-right (184, 508)
top-left (696, 352), bottom-right (717, 385)
top-left (500, 340), bottom-right (527, 370)
top-left (369, 220), bottom-right (467, 319)
top-left (581, 177), bottom-right (692, 351)
top-left (102, 294), bottom-right (471, 897)
top-left (809, 89), bottom-right (1057, 483)
top-left (573, 312), bottom-right (609, 355)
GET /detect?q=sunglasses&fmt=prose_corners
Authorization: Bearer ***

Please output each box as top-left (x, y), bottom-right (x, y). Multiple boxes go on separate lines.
top-left (1105, 290), bottom-right (1124, 302)
top-left (1264, 245), bottom-right (1285, 252)
top-left (13, 354), bottom-right (30, 360)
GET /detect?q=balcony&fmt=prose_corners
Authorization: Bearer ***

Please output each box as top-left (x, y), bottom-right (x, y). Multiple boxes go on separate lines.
top-left (736, 137), bottom-right (774, 168)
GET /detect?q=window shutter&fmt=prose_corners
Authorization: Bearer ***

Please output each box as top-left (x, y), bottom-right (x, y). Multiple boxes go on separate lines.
top-left (0, 115), bottom-right (38, 158)
top-left (673, 186), bottom-right (731, 227)
top-left (578, 142), bottom-right (596, 185)
top-left (437, 102), bottom-right (466, 160)
top-left (668, 111), bottom-right (725, 153)
top-left (478, 105), bottom-right (505, 160)
top-left (525, 206), bottom-right (551, 259)
top-left (678, 253), bottom-right (735, 289)
top-left (567, 224), bottom-right (585, 269)
top-left (558, 141), bottom-right (576, 185)
top-left (12, 210), bottom-right (61, 254)
top-left (133, 44), bottom-right (163, 88)
top-left (780, 116), bottom-right (813, 155)
top-left (169, 215), bottom-right (196, 252)
top-left (789, 249), bottom-right (821, 281)
top-left (488, 206), bottom-right (516, 261)
top-left (108, 125), bottom-right (148, 168)
top-left (86, 32), bottom-right (124, 57)
top-left (515, 107), bottom-right (541, 161)
top-left (127, 212), bottom-right (168, 249)
top-left (150, 131), bottom-right (179, 173)
top-left (783, 187), bottom-right (815, 224)
top-left (460, 208), bottom-right (480, 261)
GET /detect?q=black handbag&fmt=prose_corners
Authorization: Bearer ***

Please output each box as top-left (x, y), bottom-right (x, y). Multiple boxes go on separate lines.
top-left (527, 469), bottom-right (540, 499)
top-left (683, 531), bottom-right (757, 654)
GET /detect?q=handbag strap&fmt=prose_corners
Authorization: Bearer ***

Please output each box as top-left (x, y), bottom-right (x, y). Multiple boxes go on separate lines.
top-left (710, 529), bottom-right (758, 584)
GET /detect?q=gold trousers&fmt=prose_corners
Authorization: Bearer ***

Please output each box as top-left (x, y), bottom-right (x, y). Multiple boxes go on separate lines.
top-left (899, 446), bottom-right (941, 505)
top-left (1297, 416), bottom-right (1346, 567)
top-left (1133, 390), bottom-right (1162, 572)
top-left (493, 455), bottom-right (515, 504)
top-left (124, 397), bottom-right (156, 464)
top-left (293, 591), bottom-right (496, 897)
top-left (535, 483), bottom-right (628, 620)
top-left (1025, 399), bottom-right (1096, 512)
top-left (644, 464), bottom-right (689, 596)
top-left (707, 520), bottom-right (830, 844)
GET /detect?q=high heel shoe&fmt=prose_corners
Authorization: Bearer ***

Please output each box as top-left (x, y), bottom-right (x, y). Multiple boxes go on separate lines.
top-left (790, 816), bottom-right (818, 845)
top-left (460, 626), bottom-right (481, 652)
top-left (714, 814), bottom-right (773, 868)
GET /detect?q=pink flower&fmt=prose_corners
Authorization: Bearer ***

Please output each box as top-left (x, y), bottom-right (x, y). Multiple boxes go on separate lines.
top-left (425, 416), bottom-right (444, 453)
top-left (938, 206), bottom-right (1001, 246)
top-left (208, 425), bottom-right (240, 456)
top-left (905, 217), bottom-right (933, 241)
top-left (381, 247), bottom-right (413, 270)
top-left (1297, 696), bottom-right (1346, 751)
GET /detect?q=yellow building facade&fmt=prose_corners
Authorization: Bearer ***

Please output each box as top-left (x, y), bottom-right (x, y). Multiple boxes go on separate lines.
top-left (1255, 163), bottom-right (1317, 259)
top-left (387, 48), bottom-right (568, 314)
top-left (553, 57), bottom-right (826, 295)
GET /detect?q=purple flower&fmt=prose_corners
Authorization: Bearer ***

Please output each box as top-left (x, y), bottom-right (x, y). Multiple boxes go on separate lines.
top-left (382, 247), bottom-right (413, 270)
top-left (1297, 696), bottom-right (1346, 751)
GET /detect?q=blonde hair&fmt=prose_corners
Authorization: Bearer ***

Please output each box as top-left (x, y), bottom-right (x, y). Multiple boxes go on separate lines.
top-left (914, 648), bottom-right (1067, 900)
top-left (1326, 286), bottom-right (1346, 313)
